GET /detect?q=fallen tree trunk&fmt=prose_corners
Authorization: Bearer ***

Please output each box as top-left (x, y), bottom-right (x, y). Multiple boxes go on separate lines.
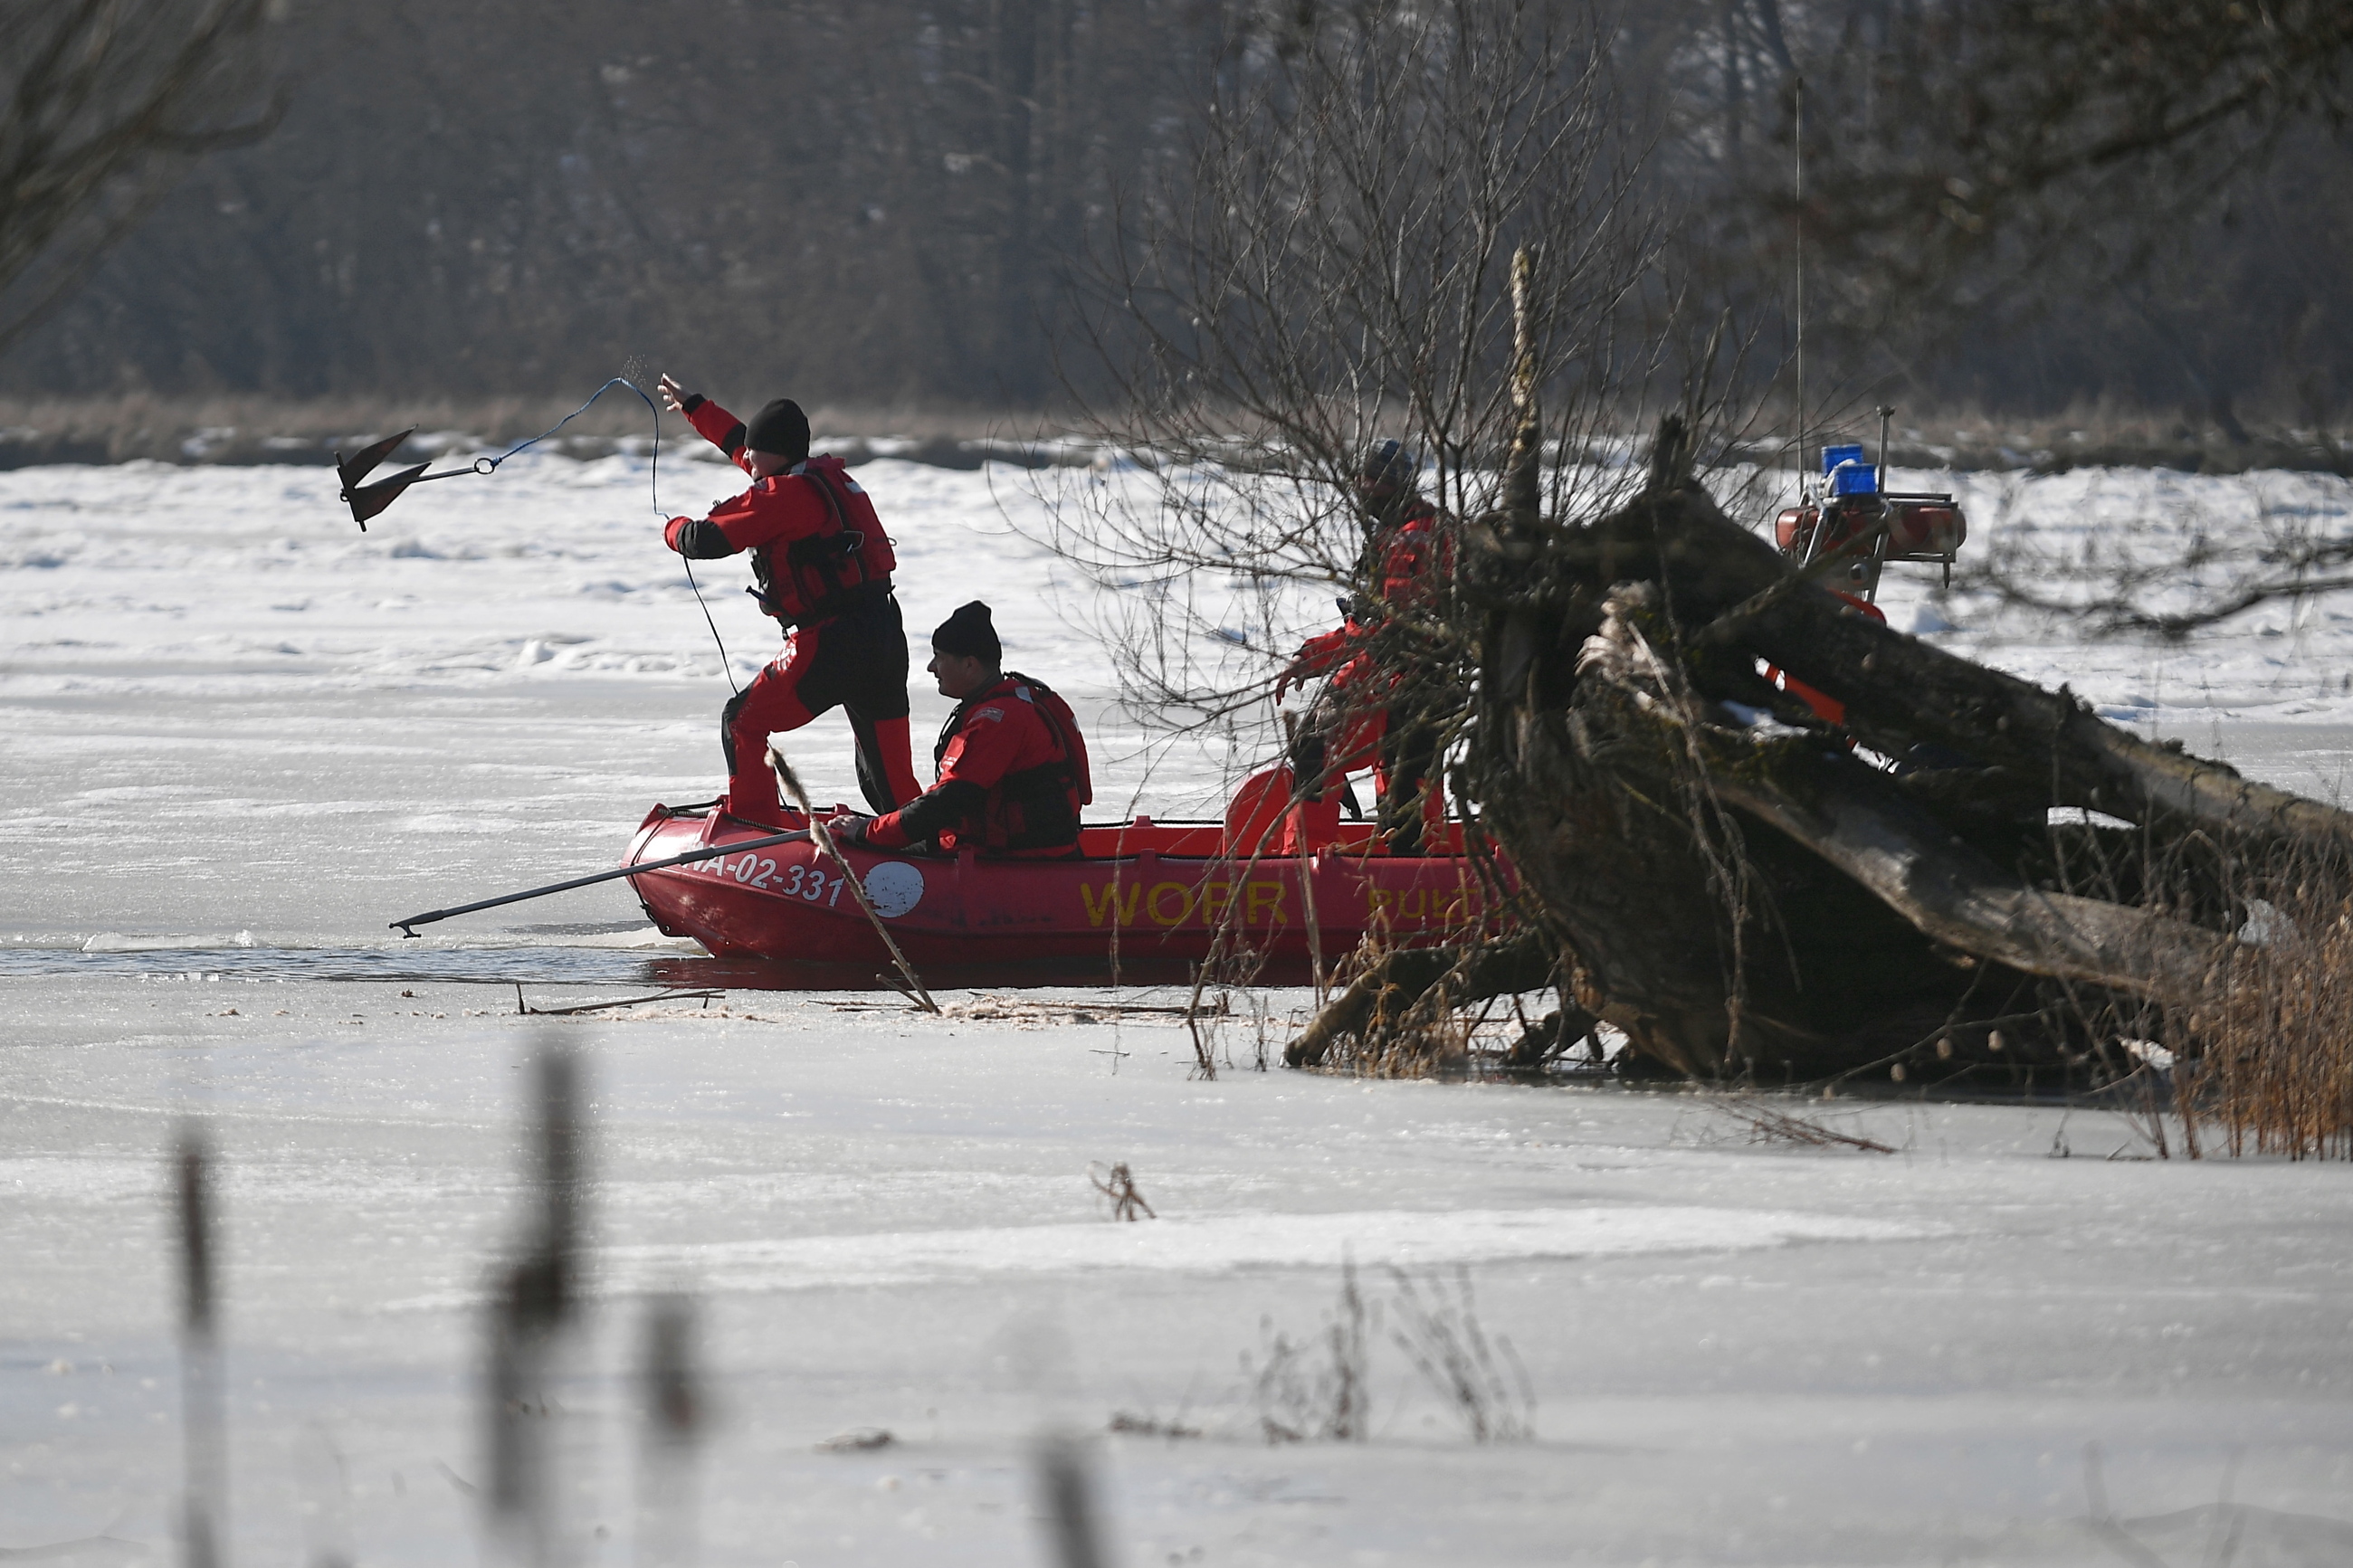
top-left (1581, 592), bottom-right (2233, 1007)
top-left (1290, 414), bottom-right (2339, 1082)
top-left (1548, 468), bottom-right (2353, 862)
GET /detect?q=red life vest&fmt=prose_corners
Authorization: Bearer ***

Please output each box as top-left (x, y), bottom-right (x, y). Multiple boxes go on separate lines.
top-left (1373, 502), bottom-right (1450, 614)
top-left (751, 456), bottom-right (898, 625)
top-left (1006, 671), bottom-right (1092, 808)
top-left (926, 672), bottom-right (1093, 855)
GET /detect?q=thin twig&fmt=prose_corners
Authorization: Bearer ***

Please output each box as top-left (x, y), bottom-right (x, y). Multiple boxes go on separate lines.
top-left (767, 745), bottom-right (939, 1013)
top-left (512, 985), bottom-right (724, 1017)
top-left (1718, 1098), bottom-right (1897, 1154)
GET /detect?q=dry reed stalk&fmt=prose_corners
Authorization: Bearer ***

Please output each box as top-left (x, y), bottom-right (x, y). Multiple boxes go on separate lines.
top-left (1033, 1434), bottom-right (1110, 1568)
top-left (767, 746), bottom-right (938, 1013)
top-left (2181, 873), bottom-right (2353, 1159)
top-left (175, 1126), bottom-right (226, 1568)
top-left (1718, 1098), bottom-right (1898, 1154)
top-left (1250, 1259), bottom-right (1371, 1444)
top-left (1089, 1162), bottom-right (1156, 1221)
top-left (1386, 1267), bottom-right (1536, 1444)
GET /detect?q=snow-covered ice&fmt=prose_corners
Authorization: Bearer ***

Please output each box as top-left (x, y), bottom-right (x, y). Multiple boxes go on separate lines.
top-left (1846, 463), bottom-right (2353, 735)
top-left (5, 453), bottom-right (2353, 1563)
top-left (7, 985), bottom-right (2353, 1565)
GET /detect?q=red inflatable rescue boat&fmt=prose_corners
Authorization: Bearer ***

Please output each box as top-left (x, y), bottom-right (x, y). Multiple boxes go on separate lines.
top-left (623, 771), bottom-right (1507, 984)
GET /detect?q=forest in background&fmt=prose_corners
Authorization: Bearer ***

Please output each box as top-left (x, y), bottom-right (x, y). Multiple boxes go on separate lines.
top-left (0, 0), bottom-right (2348, 434)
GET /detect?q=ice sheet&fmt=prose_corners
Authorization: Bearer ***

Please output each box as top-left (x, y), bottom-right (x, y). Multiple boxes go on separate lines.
top-left (591, 1204), bottom-right (1932, 1298)
top-left (4, 984), bottom-right (2352, 1566)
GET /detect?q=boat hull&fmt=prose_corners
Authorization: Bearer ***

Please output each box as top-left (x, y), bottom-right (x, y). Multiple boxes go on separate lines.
top-left (622, 805), bottom-right (1505, 984)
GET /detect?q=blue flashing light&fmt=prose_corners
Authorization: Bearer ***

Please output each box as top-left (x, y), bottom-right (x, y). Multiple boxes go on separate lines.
top-left (1828, 461), bottom-right (1880, 497)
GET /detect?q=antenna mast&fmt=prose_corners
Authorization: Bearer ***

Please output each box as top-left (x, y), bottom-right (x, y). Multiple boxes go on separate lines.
top-left (1793, 71), bottom-right (1805, 504)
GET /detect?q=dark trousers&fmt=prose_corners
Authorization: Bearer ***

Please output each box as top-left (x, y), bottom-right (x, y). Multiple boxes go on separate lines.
top-left (719, 594), bottom-right (920, 824)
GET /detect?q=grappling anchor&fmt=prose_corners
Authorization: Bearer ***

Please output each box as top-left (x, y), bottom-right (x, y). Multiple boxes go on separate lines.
top-left (333, 427), bottom-right (495, 529)
top-left (331, 376), bottom-right (662, 529)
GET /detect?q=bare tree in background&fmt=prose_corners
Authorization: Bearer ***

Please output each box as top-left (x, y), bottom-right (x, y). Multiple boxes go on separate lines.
top-left (1784, 1), bottom-right (2352, 295)
top-left (0, 0), bottom-right (282, 354)
top-left (0, 0), bottom-right (1215, 404)
top-left (1653, 0), bottom-right (2353, 432)
top-left (1049, 0), bottom-right (1668, 780)
top-left (5, 0), bottom-right (2348, 423)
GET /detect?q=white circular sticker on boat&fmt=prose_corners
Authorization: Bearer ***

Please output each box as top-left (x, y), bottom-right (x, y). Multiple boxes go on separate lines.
top-left (861, 861), bottom-right (925, 919)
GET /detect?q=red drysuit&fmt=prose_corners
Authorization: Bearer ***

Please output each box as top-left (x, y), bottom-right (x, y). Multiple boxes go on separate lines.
top-left (663, 397), bottom-right (921, 823)
top-left (862, 673), bottom-right (1088, 858)
top-left (1281, 501), bottom-right (1452, 850)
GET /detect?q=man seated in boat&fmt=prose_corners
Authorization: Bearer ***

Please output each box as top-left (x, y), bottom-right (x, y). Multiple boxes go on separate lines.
top-left (834, 602), bottom-right (1092, 859)
top-left (1278, 440), bottom-right (1452, 854)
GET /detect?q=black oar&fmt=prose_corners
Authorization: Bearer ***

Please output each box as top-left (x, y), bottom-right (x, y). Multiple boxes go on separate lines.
top-left (390, 829), bottom-right (810, 937)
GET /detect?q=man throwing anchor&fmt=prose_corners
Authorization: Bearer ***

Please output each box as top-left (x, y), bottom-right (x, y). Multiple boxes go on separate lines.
top-left (658, 374), bottom-right (923, 826)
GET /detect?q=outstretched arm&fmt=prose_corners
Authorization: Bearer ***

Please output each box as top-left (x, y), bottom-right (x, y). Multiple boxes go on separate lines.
top-left (858, 713), bottom-right (1031, 849)
top-left (664, 471), bottom-right (831, 561)
top-left (658, 373), bottom-right (755, 475)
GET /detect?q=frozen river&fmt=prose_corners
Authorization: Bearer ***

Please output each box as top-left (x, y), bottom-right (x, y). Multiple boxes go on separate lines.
top-left (5, 454), bottom-right (2353, 1564)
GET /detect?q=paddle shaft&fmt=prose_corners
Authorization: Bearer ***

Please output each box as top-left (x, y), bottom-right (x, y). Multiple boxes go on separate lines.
top-left (767, 746), bottom-right (940, 1012)
top-left (390, 829), bottom-right (810, 936)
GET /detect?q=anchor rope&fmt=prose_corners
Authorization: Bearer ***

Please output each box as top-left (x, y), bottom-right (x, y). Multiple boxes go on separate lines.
top-left (491, 375), bottom-right (739, 695)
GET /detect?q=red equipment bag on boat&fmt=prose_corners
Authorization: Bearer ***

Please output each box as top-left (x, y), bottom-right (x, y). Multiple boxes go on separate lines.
top-left (1224, 765), bottom-right (1294, 857)
top-left (1887, 498), bottom-right (1966, 559)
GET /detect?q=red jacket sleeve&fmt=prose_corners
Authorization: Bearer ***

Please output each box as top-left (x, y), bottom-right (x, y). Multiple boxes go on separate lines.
top-left (1289, 621), bottom-right (1366, 679)
top-left (700, 475), bottom-right (834, 554)
top-left (862, 698), bottom-right (1043, 849)
top-left (684, 398), bottom-right (756, 476)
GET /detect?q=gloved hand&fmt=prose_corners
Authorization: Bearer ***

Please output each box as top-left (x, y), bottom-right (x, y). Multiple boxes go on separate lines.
top-left (663, 516), bottom-right (691, 552)
top-left (827, 813), bottom-right (873, 847)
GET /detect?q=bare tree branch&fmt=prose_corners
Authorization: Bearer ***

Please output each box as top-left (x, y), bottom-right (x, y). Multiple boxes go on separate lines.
top-left (0, 0), bottom-right (282, 352)
top-left (1052, 0), bottom-right (1671, 742)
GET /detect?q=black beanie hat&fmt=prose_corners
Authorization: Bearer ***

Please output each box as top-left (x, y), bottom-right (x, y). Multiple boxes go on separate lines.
top-left (932, 600), bottom-right (1001, 664)
top-left (745, 397), bottom-right (810, 461)
top-left (1358, 438), bottom-right (1416, 493)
